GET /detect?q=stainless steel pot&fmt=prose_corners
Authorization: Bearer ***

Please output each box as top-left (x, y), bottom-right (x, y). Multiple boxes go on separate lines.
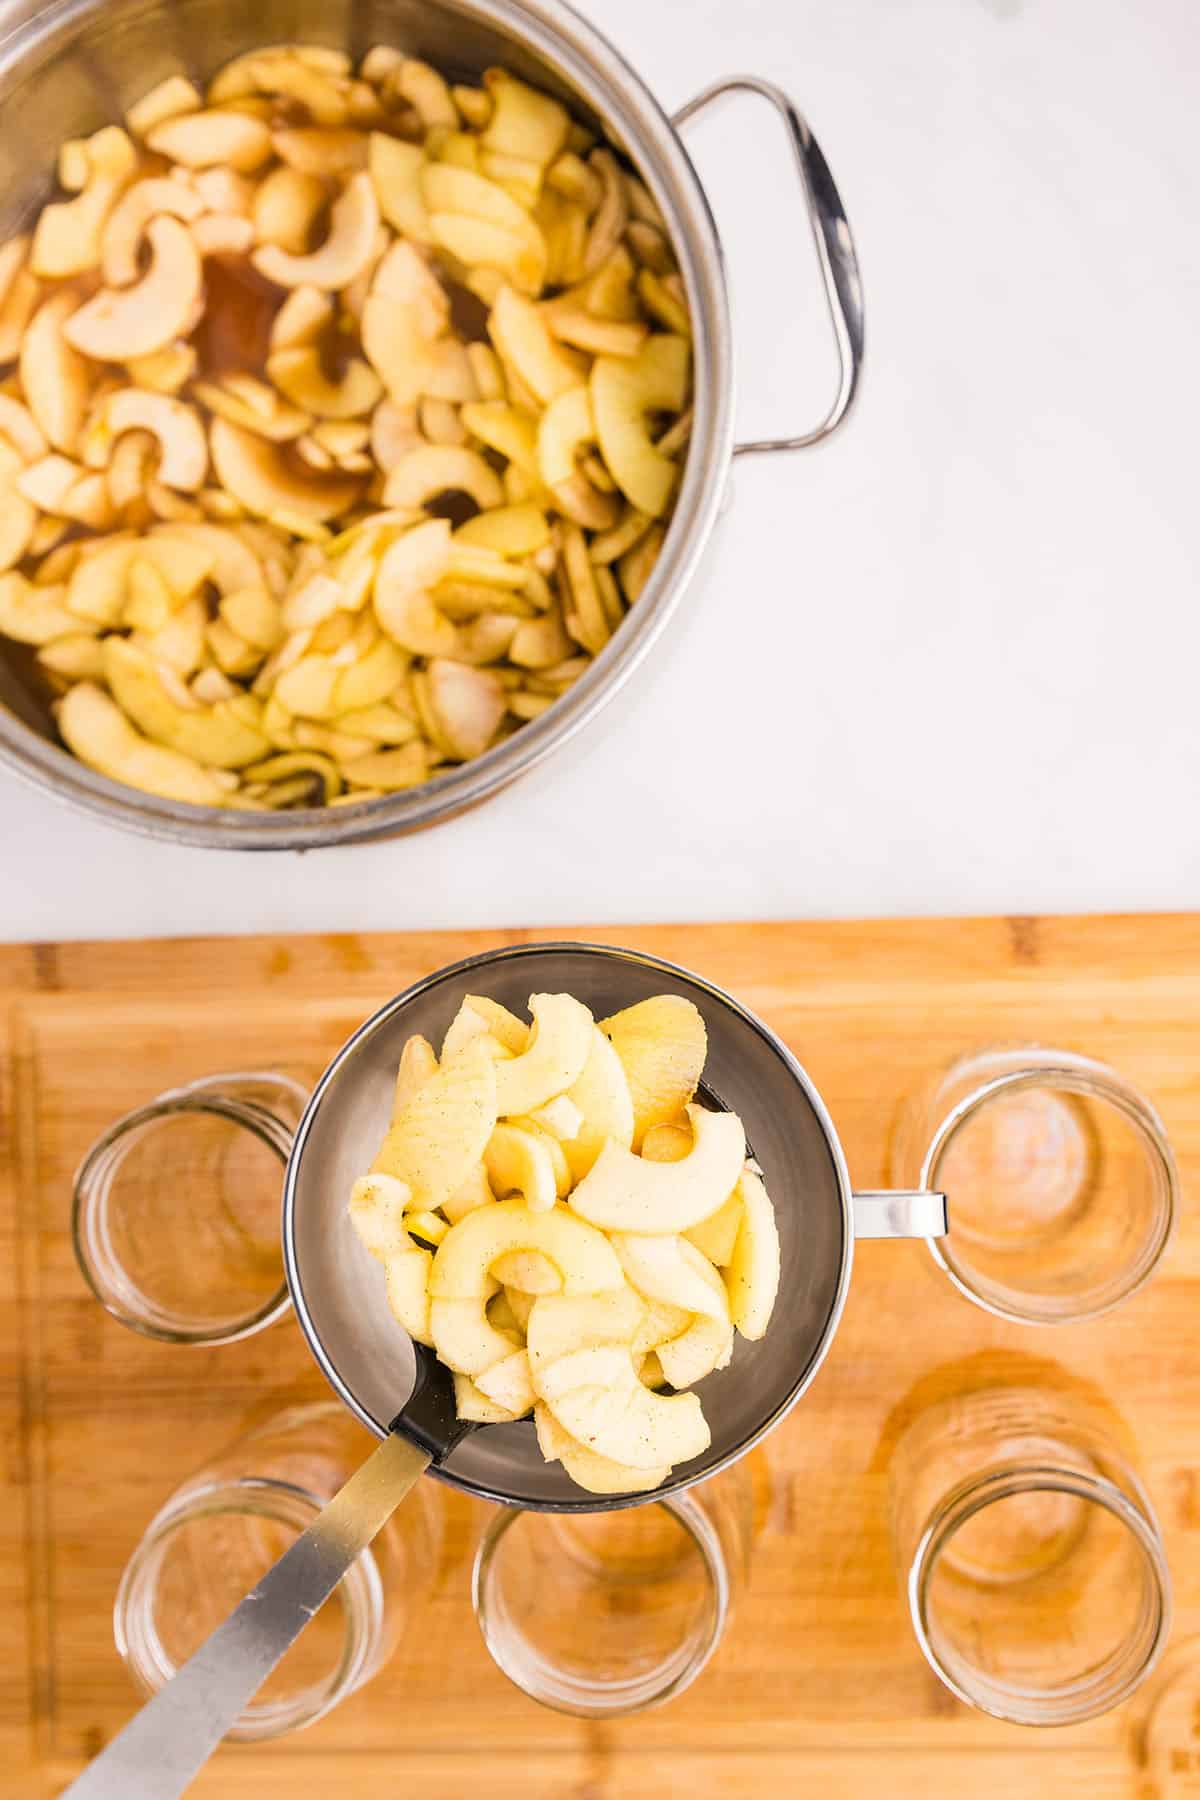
top-left (0, 0), bottom-right (864, 848)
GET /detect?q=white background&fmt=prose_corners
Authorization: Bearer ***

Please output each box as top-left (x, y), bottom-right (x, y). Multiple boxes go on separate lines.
top-left (1, 0), bottom-right (1197, 942)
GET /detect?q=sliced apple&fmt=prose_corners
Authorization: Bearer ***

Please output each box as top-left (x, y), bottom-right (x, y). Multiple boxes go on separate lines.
top-left (525, 1095), bottom-right (583, 1141)
top-left (589, 334), bottom-right (690, 516)
top-left (724, 1168), bottom-right (781, 1340)
top-left (253, 171), bottom-right (379, 290)
top-left (21, 291), bottom-right (92, 455)
top-left (369, 134), bottom-right (432, 243)
top-left (612, 1233), bottom-right (730, 1320)
top-left (630, 1296), bottom-right (692, 1357)
top-left (103, 390), bottom-right (208, 491)
top-left (442, 1161), bottom-right (494, 1224)
top-left (455, 1371), bottom-right (523, 1424)
top-left (488, 285), bottom-right (583, 404)
top-left (491, 1249), bottom-right (561, 1294)
top-left (428, 1196), bottom-right (623, 1299)
top-left (429, 1294), bottom-right (519, 1375)
top-left (385, 1247), bottom-right (434, 1345)
top-left (536, 383), bottom-right (593, 488)
top-left (493, 991), bottom-right (594, 1117)
top-left (103, 638), bottom-right (269, 768)
top-left (569, 1103), bottom-right (743, 1235)
top-left (267, 347), bottom-right (382, 421)
top-left (481, 70), bottom-right (569, 166)
top-left (462, 994), bottom-right (529, 1054)
top-left (371, 1037), bottom-right (498, 1212)
top-left (600, 994), bottom-right (707, 1148)
top-left (656, 1311), bottom-right (734, 1389)
top-left (57, 681), bottom-right (231, 805)
top-left (562, 1026), bottom-right (636, 1183)
top-left (0, 571), bottom-right (77, 642)
top-left (683, 1183), bottom-right (745, 1267)
top-left (525, 1286), bottom-right (644, 1377)
top-left (64, 217), bottom-right (203, 362)
top-left (147, 108), bottom-right (273, 171)
top-left (348, 1170), bottom-right (415, 1260)
top-left (30, 126), bottom-right (138, 278)
top-left (484, 1121), bottom-right (558, 1214)
top-left (475, 1347), bottom-right (535, 1415)
top-left (538, 1346), bottom-right (710, 1471)
top-left (421, 657), bottom-right (506, 761)
top-left (533, 1404), bottom-right (669, 1495)
top-left (209, 419), bottom-right (362, 524)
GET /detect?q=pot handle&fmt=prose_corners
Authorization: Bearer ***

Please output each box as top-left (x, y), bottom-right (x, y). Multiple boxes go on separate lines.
top-left (672, 75), bottom-right (864, 455)
top-left (852, 1190), bottom-right (948, 1239)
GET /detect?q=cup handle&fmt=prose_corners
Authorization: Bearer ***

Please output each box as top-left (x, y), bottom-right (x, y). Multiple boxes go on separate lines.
top-left (852, 1190), bottom-right (948, 1239)
top-left (672, 74), bottom-right (865, 454)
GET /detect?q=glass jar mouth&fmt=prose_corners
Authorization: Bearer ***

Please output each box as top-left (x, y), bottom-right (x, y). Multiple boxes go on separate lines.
top-left (471, 1492), bottom-right (730, 1718)
top-left (113, 1476), bottom-right (386, 1741)
top-left (72, 1090), bottom-right (293, 1345)
top-left (921, 1057), bottom-right (1178, 1325)
top-left (908, 1465), bottom-right (1172, 1726)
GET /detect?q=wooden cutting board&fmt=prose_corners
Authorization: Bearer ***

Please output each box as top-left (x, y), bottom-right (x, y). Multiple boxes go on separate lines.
top-left (3, 914), bottom-right (1198, 1800)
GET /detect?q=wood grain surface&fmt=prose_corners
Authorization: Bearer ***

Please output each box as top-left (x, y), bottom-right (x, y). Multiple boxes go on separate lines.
top-left (2, 914), bottom-right (1198, 1799)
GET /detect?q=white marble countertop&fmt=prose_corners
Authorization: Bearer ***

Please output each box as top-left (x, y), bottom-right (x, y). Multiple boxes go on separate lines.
top-left (1, 0), bottom-right (1196, 942)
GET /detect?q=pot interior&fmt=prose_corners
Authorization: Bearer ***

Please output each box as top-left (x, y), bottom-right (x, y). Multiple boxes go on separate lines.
top-left (286, 943), bottom-right (851, 1510)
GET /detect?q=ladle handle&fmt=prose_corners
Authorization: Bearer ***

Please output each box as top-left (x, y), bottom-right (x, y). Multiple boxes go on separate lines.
top-left (852, 1190), bottom-right (948, 1238)
top-left (62, 1432), bottom-right (430, 1800)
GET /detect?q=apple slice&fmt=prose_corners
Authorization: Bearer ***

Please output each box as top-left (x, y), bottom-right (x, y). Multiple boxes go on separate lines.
top-left (512, 1119), bottom-right (572, 1196)
top-left (442, 1162), bottom-right (495, 1224)
top-left (568, 1103), bottom-right (744, 1234)
top-left (485, 1121), bottom-right (558, 1213)
top-left (656, 1312), bottom-right (733, 1389)
top-left (504, 1285), bottom-right (536, 1333)
top-left (525, 1094), bottom-right (583, 1141)
top-left (384, 1247), bottom-right (434, 1345)
top-left (348, 1171), bottom-right (413, 1260)
top-left (600, 994), bottom-right (707, 1148)
top-left (630, 1296), bottom-right (692, 1357)
top-left (563, 1025), bottom-right (635, 1181)
top-left (429, 1197), bottom-right (623, 1298)
top-left (539, 1347), bottom-right (711, 1471)
top-left (724, 1168), bottom-right (781, 1340)
top-left (589, 334), bottom-right (690, 516)
top-left (372, 1038), bottom-right (498, 1211)
top-left (391, 1035), bottom-right (438, 1114)
top-left (475, 1347), bottom-right (535, 1415)
top-left (429, 1294), bottom-right (520, 1376)
top-left (613, 1234), bottom-right (729, 1319)
top-left (684, 1185), bottom-right (745, 1267)
top-left (455, 1371), bottom-right (524, 1423)
top-left (525, 1286), bottom-right (645, 1377)
top-left (534, 1404), bottom-right (669, 1495)
top-left (441, 999), bottom-right (509, 1063)
top-left (462, 993), bottom-right (529, 1053)
top-left (492, 1248), bottom-right (561, 1295)
top-left (493, 991), bottom-right (594, 1117)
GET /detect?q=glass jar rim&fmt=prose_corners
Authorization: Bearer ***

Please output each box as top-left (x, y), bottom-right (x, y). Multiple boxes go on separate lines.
top-left (113, 1474), bottom-right (385, 1740)
top-left (908, 1462), bottom-right (1173, 1726)
top-left (471, 1491), bottom-right (729, 1718)
top-left (920, 1055), bottom-right (1178, 1325)
top-left (72, 1089), bottom-right (293, 1345)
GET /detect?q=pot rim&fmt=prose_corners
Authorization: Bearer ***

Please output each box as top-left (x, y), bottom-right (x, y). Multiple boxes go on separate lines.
top-left (0, 0), bottom-right (734, 849)
top-left (282, 940), bottom-right (856, 1511)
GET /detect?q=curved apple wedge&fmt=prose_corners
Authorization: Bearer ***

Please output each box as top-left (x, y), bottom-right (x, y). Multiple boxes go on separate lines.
top-left (613, 1234), bottom-right (729, 1319)
top-left (563, 1026), bottom-right (635, 1182)
top-left (493, 991), bottom-right (594, 1117)
top-left (474, 1347), bottom-right (535, 1416)
top-left (536, 1344), bottom-right (711, 1472)
top-left (371, 1038), bottom-right (498, 1212)
top-left (347, 1171), bottom-right (415, 1261)
top-left (384, 1247), bottom-right (434, 1346)
top-left (485, 1121), bottom-right (558, 1213)
top-left (534, 1403), bottom-right (669, 1496)
top-left (429, 1294), bottom-right (519, 1376)
top-left (600, 994), bottom-right (707, 1148)
top-left (525, 1285), bottom-right (645, 1377)
top-left (656, 1312), bottom-right (733, 1389)
top-left (429, 1197), bottom-right (623, 1298)
top-left (724, 1169), bottom-right (781, 1340)
top-left (568, 1103), bottom-right (744, 1234)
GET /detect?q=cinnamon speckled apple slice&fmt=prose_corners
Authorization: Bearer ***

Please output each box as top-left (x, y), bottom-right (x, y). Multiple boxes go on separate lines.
top-left (599, 994), bottom-right (707, 1148)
